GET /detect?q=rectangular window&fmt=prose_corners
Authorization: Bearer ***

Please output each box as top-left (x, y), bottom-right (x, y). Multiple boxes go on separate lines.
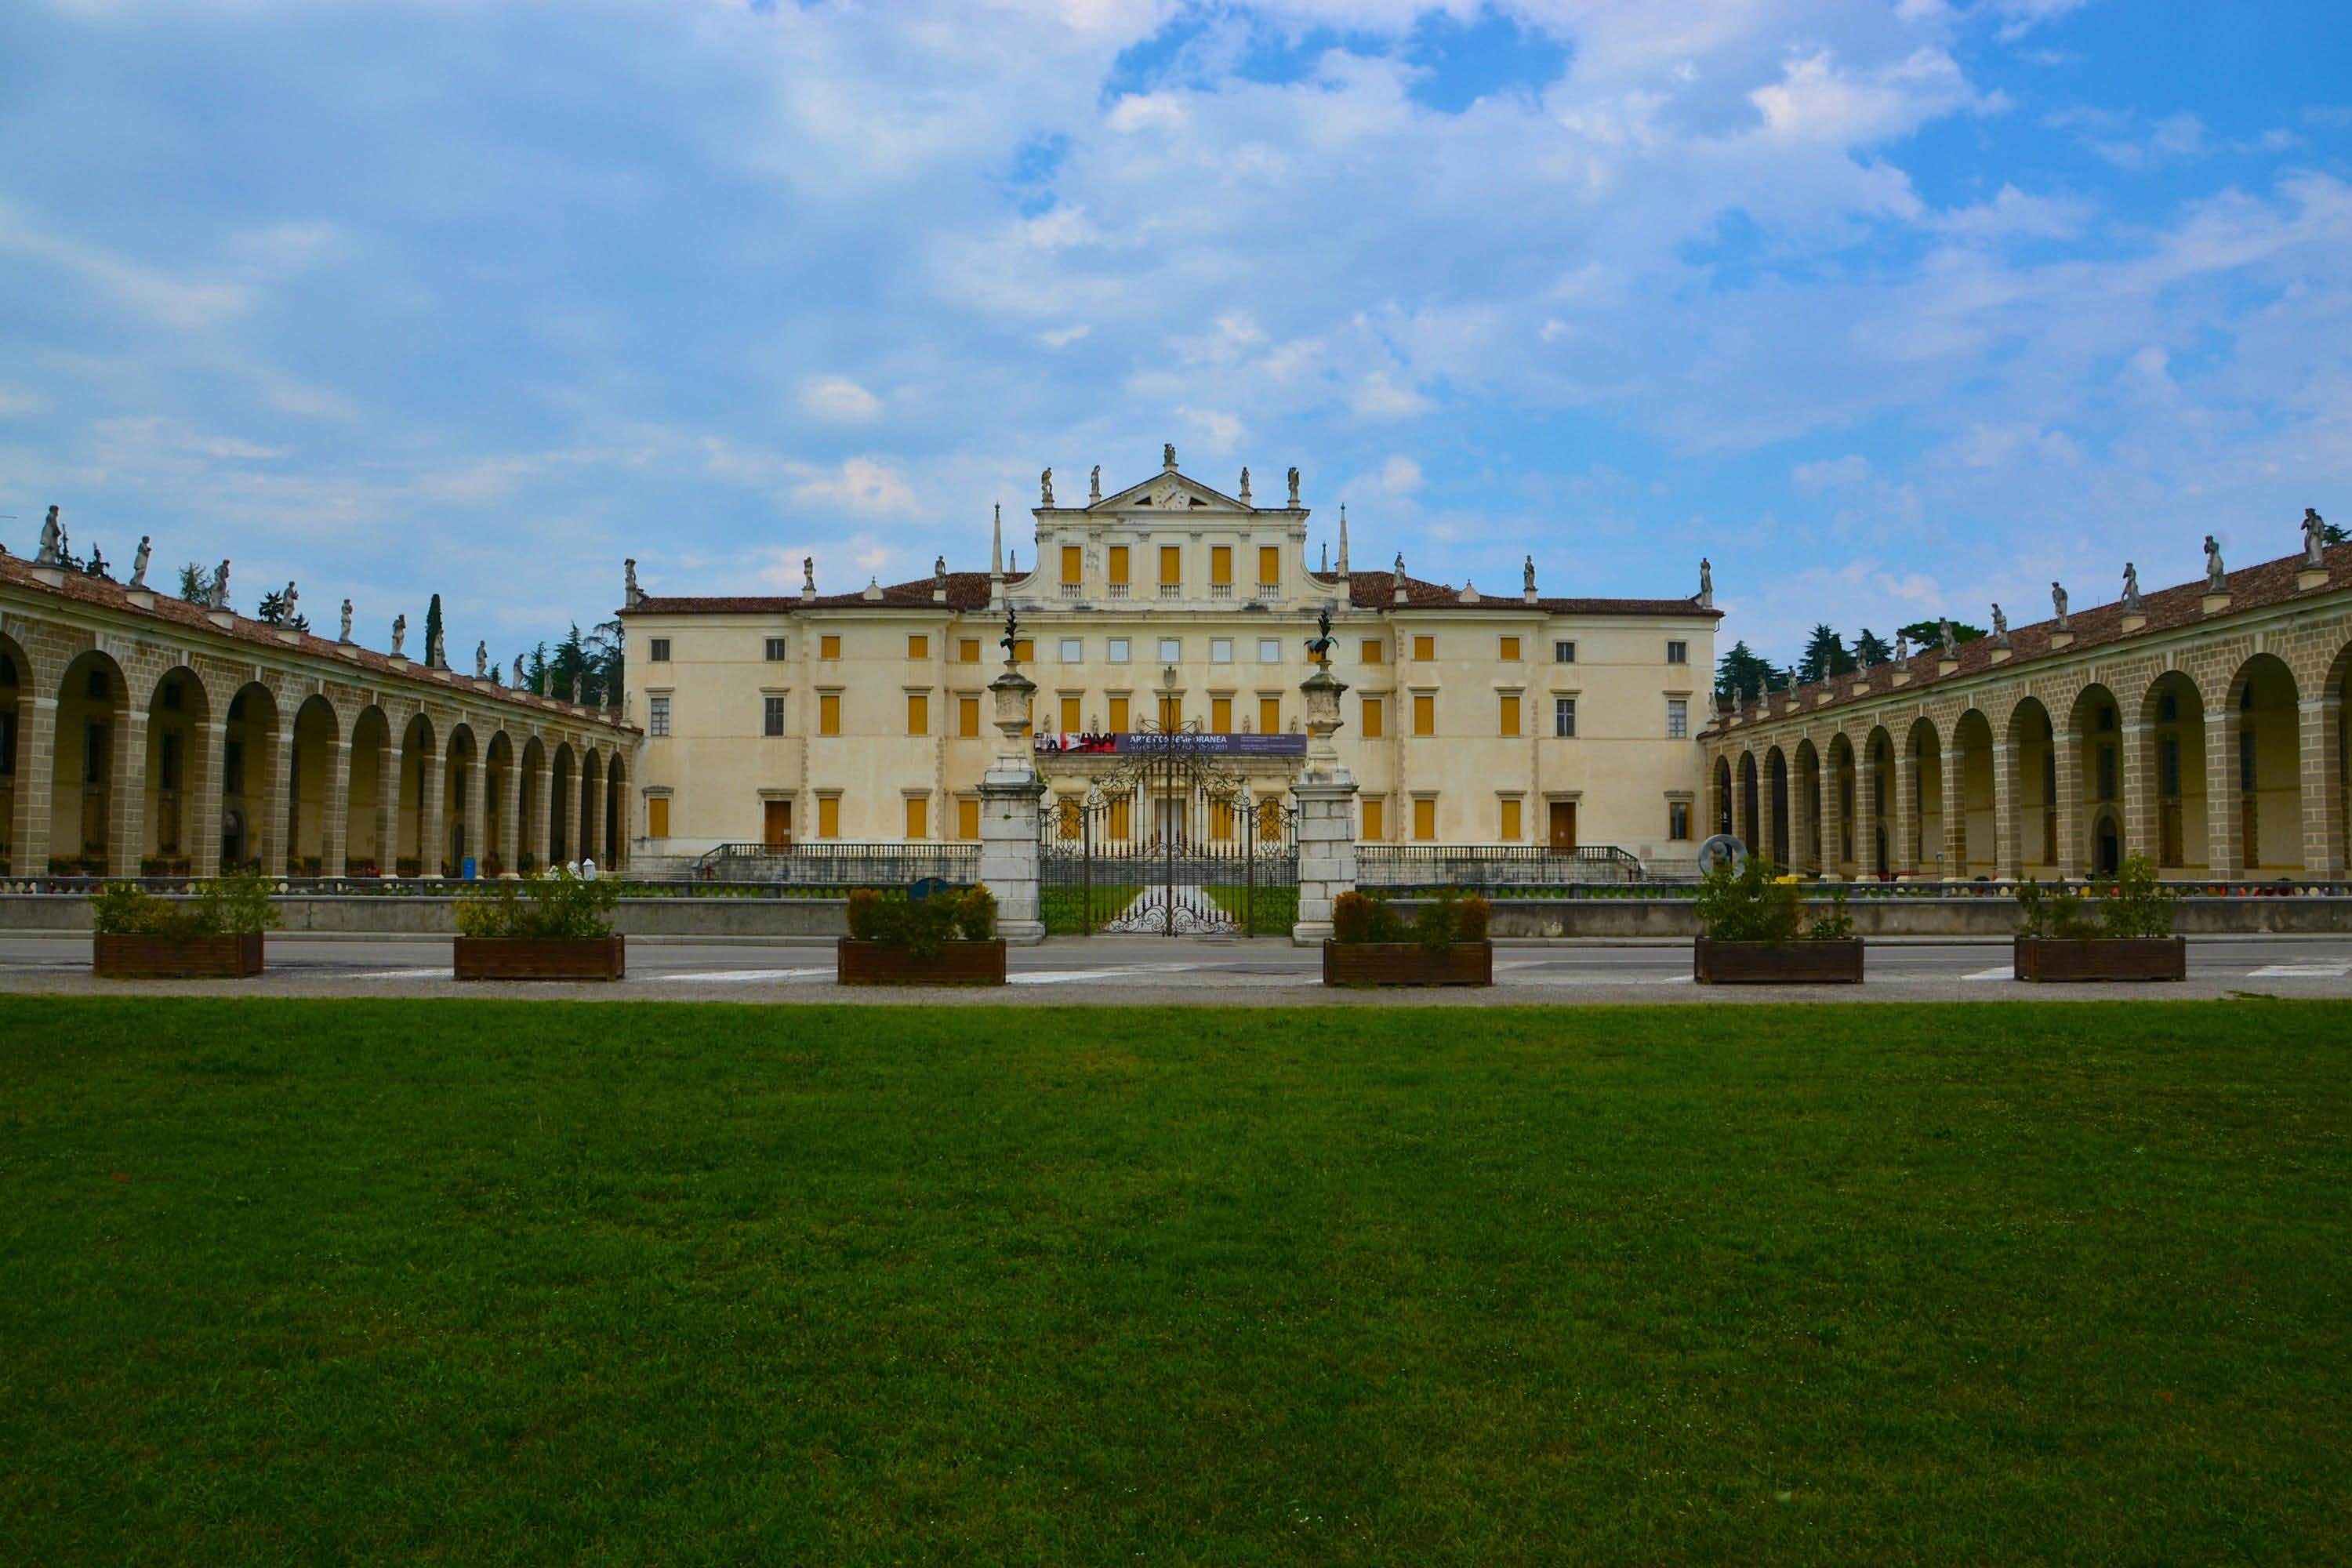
top-left (649, 637), bottom-right (670, 662)
top-left (648, 797), bottom-right (670, 839)
top-left (1061, 544), bottom-right (1082, 585)
top-left (817, 796), bottom-right (840, 839)
top-left (1258, 638), bottom-right (1280, 663)
top-left (1109, 637), bottom-right (1131, 663)
top-left (907, 634), bottom-right (928, 659)
top-left (1210, 545), bottom-right (1232, 585)
top-left (818, 693), bottom-right (840, 735)
top-left (957, 798), bottom-right (981, 840)
top-left (1060, 637), bottom-right (1082, 662)
top-left (1554, 639), bottom-right (1576, 663)
top-left (1413, 634), bottom-right (1434, 662)
top-left (959, 638), bottom-right (981, 663)
top-left (1500, 797), bottom-right (1522, 841)
top-left (649, 695), bottom-right (671, 738)
top-left (1259, 696), bottom-right (1281, 735)
top-left (1361, 639), bottom-right (1385, 663)
top-left (1060, 695), bottom-right (1081, 733)
top-left (958, 696), bottom-right (979, 738)
top-left (906, 692), bottom-right (929, 735)
top-left (1361, 696), bottom-right (1384, 739)
top-left (1413, 797), bottom-right (1436, 841)
top-left (1159, 544), bottom-right (1181, 586)
top-left (1499, 695), bottom-right (1522, 738)
top-left (1258, 545), bottom-right (1279, 589)
top-left (1669, 800), bottom-right (1693, 840)
top-left (1413, 693), bottom-right (1434, 735)
top-left (765, 637), bottom-right (788, 662)
top-left (905, 797), bottom-right (927, 840)
top-left (1159, 637), bottom-right (1181, 663)
top-left (820, 634), bottom-right (840, 660)
top-left (1109, 695), bottom-right (1131, 731)
top-left (1211, 696), bottom-right (1232, 734)
top-left (764, 695), bottom-right (786, 737)
top-left (1108, 546), bottom-right (1130, 585)
top-left (1210, 638), bottom-right (1233, 663)
top-left (1554, 697), bottom-right (1577, 738)
top-left (1500, 636), bottom-right (1520, 662)
top-left (1666, 640), bottom-right (1689, 665)
top-left (1362, 796), bottom-right (1385, 841)
top-left (1666, 698), bottom-right (1688, 739)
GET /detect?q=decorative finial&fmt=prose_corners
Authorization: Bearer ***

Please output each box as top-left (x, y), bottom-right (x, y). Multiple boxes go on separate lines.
top-left (1000, 604), bottom-right (1022, 665)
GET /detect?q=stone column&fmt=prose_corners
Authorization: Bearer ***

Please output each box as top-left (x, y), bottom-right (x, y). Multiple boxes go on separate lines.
top-left (107, 706), bottom-right (147, 879)
top-left (1852, 748), bottom-right (1879, 880)
top-left (416, 739), bottom-right (445, 877)
top-left (2050, 730), bottom-right (2082, 879)
top-left (582, 761), bottom-right (607, 869)
top-left (2204, 707), bottom-right (2243, 879)
top-left (372, 738), bottom-right (396, 875)
top-left (1819, 746), bottom-right (1846, 880)
top-left (1891, 745), bottom-right (1918, 877)
top-left (498, 757), bottom-right (524, 877)
top-left (1734, 758), bottom-right (1757, 851)
top-left (260, 721), bottom-right (294, 878)
top-left (533, 762), bottom-right (557, 870)
top-left (462, 748), bottom-right (488, 876)
top-left (1940, 743), bottom-right (1967, 880)
top-left (2299, 695), bottom-right (2343, 878)
top-left (980, 661), bottom-right (1045, 944)
top-left (1292, 661), bottom-right (1356, 942)
top-left (1790, 757), bottom-right (1817, 875)
top-left (189, 720), bottom-right (226, 878)
top-left (1990, 739), bottom-right (2019, 881)
top-left (2121, 722), bottom-right (2156, 868)
top-left (11, 695), bottom-right (56, 876)
top-left (320, 739), bottom-right (352, 878)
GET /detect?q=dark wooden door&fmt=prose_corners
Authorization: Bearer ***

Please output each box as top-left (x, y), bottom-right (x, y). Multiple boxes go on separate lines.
top-left (1548, 800), bottom-right (1577, 853)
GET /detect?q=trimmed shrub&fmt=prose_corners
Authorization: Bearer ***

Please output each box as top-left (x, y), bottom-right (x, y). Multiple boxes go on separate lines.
top-left (955, 886), bottom-right (998, 942)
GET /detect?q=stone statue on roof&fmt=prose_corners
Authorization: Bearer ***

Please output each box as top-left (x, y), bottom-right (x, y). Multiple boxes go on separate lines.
top-left (129, 536), bottom-right (151, 590)
top-left (1937, 615), bottom-right (1955, 651)
top-left (624, 557), bottom-right (641, 608)
top-left (1523, 555), bottom-right (1536, 595)
top-left (2305, 507), bottom-right (2328, 567)
top-left (513, 653), bottom-right (524, 687)
top-left (802, 556), bottom-right (815, 595)
top-left (2052, 581), bottom-right (2069, 629)
top-left (1163, 442), bottom-right (1177, 470)
top-left (339, 598), bottom-right (353, 641)
top-left (1392, 551), bottom-right (1406, 589)
top-left (1089, 464), bottom-right (1102, 503)
top-left (1239, 466), bottom-right (1250, 503)
top-left (1697, 557), bottom-right (1713, 609)
top-left (1287, 466), bottom-right (1300, 506)
top-left (284, 581), bottom-right (299, 623)
top-left (2204, 534), bottom-right (2226, 591)
top-left (934, 554), bottom-right (947, 586)
top-left (1895, 630), bottom-right (1909, 662)
top-left (391, 613), bottom-right (407, 657)
top-left (85, 542), bottom-right (108, 578)
top-left (210, 560), bottom-right (230, 611)
top-left (1040, 467), bottom-right (1054, 506)
top-left (1990, 604), bottom-right (2008, 644)
top-left (2122, 562), bottom-right (2143, 611)
top-left (37, 506), bottom-right (63, 565)
top-left (475, 641), bottom-right (488, 679)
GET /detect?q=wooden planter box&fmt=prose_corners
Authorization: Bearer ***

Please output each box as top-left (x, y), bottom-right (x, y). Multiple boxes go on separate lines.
top-left (93, 932), bottom-right (264, 979)
top-left (1323, 942), bottom-right (1494, 987)
top-left (2013, 935), bottom-right (2185, 982)
top-left (453, 935), bottom-right (626, 982)
top-left (1693, 937), bottom-right (1865, 985)
top-left (837, 938), bottom-right (1008, 986)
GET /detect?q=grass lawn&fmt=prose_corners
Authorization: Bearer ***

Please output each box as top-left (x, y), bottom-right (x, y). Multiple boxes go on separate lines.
top-left (2, 1000), bottom-right (2347, 1565)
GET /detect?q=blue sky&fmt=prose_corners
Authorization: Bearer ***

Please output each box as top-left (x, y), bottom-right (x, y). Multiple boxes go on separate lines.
top-left (2, 1), bottom-right (2347, 666)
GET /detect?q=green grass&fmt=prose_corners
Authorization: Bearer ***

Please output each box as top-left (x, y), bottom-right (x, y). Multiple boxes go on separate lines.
top-left (3, 1000), bottom-right (2347, 1565)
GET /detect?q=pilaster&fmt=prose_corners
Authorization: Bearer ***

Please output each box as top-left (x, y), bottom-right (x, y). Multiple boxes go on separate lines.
top-left (190, 721), bottom-right (226, 878)
top-left (2121, 722), bottom-right (2156, 867)
top-left (11, 696), bottom-right (56, 874)
top-left (2299, 695), bottom-right (2343, 878)
top-left (2204, 708), bottom-right (2243, 878)
top-left (1852, 751), bottom-right (1878, 879)
top-left (1990, 739), bottom-right (2019, 880)
top-left (107, 707), bottom-right (147, 879)
top-left (1790, 760), bottom-right (1817, 875)
top-left (1891, 746), bottom-right (1918, 877)
top-left (582, 764), bottom-right (607, 869)
top-left (463, 747), bottom-right (489, 873)
top-left (321, 740), bottom-right (352, 877)
top-left (498, 757), bottom-right (524, 876)
top-left (260, 721), bottom-right (294, 878)
top-left (416, 740), bottom-right (445, 877)
top-left (1940, 746), bottom-right (1967, 879)
top-left (372, 740), bottom-right (396, 873)
top-left (534, 764), bottom-right (557, 869)
top-left (2050, 731), bottom-right (2083, 878)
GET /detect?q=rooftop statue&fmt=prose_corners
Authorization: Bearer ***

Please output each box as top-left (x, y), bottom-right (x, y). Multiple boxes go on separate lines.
top-left (1040, 467), bottom-right (1054, 506)
top-left (1287, 466), bottom-right (1300, 506)
top-left (625, 557), bottom-right (642, 608)
top-left (1697, 557), bottom-right (1713, 608)
top-left (1523, 554), bottom-right (1536, 595)
top-left (1239, 466), bottom-right (1250, 503)
top-left (339, 597), bottom-right (354, 641)
top-left (1990, 603), bottom-right (2008, 644)
top-left (2122, 562), bottom-right (2143, 611)
top-left (2304, 507), bottom-right (2328, 568)
top-left (37, 505), bottom-right (63, 565)
top-left (1163, 441), bottom-right (1177, 470)
top-left (476, 641), bottom-right (488, 679)
top-left (2052, 580), bottom-right (2069, 629)
top-left (1089, 464), bottom-right (1102, 503)
top-left (129, 535), bottom-right (151, 590)
top-left (210, 560), bottom-right (230, 611)
top-left (1937, 615), bottom-right (1955, 651)
top-left (391, 613), bottom-right (407, 657)
top-left (2204, 534), bottom-right (2226, 591)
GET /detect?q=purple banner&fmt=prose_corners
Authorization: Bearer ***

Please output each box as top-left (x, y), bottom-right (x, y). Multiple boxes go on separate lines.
top-left (1033, 731), bottom-right (1307, 758)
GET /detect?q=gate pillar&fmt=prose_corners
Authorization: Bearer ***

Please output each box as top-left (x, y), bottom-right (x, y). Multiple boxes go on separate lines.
top-left (983, 647), bottom-right (1047, 946)
top-left (1293, 651), bottom-right (1358, 945)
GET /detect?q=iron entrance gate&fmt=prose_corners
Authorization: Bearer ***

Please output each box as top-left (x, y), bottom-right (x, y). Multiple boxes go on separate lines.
top-left (1040, 724), bottom-right (1297, 936)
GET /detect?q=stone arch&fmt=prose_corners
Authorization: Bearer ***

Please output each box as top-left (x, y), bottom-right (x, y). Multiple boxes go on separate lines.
top-left (1862, 725), bottom-right (1895, 879)
top-left (2006, 695), bottom-right (2058, 877)
top-left (1711, 753), bottom-right (1734, 838)
top-left (217, 680), bottom-right (282, 874)
top-left (484, 729), bottom-right (517, 875)
top-left (1738, 749), bottom-right (1760, 853)
top-left (141, 665), bottom-right (211, 872)
top-left (395, 710), bottom-right (437, 874)
top-left (444, 721), bottom-right (480, 874)
top-left (602, 747), bottom-right (627, 869)
top-left (1950, 708), bottom-right (1998, 878)
top-left (578, 746), bottom-right (606, 868)
top-left (1764, 745), bottom-right (1791, 868)
top-left (2139, 668), bottom-right (2208, 872)
top-left (1906, 715), bottom-right (1943, 877)
top-left (520, 734), bottom-right (549, 872)
top-left (52, 648), bottom-right (131, 874)
top-left (2067, 683), bottom-right (2125, 875)
top-left (347, 705), bottom-right (393, 875)
top-left (550, 739), bottom-right (577, 862)
top-left (0, 628), bottom-right (31, 873)
top-left (289, 693), bottom-right (342, 876)
top-left (1825, 731), bottom-right (1858, 876)
top-left (2225, 652), bottom-right (2299, 874)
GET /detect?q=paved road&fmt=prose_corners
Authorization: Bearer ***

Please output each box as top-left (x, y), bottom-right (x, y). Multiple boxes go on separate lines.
top-left (9, 932), bottom-right (2352, 1004)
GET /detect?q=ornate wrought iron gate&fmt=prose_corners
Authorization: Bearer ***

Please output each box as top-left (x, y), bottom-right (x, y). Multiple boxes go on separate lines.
top-left (1040, 724), bottom-right (1297, 936)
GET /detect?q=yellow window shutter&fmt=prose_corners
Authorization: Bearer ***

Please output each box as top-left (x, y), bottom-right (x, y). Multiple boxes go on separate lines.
top-left (1061, 545), bottom-right (1082, 585)
top-left (1210, 546), bottom-right (1232, 585)
top-left (1108, 546), bottom-right (1129, 585)
top-left (1109, 695), bottom-right (1130, 731)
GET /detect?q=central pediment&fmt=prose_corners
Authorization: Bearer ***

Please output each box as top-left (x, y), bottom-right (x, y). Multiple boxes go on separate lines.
top-left (1090, 468), bottom-right (1250, 514)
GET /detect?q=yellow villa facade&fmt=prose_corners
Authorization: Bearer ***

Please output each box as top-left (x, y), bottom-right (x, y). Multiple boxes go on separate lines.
top-left (622, 454), bottom-right (1720, 866)
top-left (1702, 521), bottom-right (2352, 883)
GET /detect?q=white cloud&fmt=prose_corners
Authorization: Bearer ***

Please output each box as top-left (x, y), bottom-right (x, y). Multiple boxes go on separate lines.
top-left (800, 376), bottom-right (883, 422)
top-left (1351, 372), bottom-right (1431, 420)
top-left (793, 456), bottom-right (919, 517)
top-left (1379, 454), bottom-right (1422, 494)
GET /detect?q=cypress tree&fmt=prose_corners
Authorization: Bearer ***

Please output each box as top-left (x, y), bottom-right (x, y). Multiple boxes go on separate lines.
top-left (423, 593), bottom-right (445, 668)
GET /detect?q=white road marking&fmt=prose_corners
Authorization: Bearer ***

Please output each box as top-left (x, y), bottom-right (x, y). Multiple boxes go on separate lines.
top-left (2248, 963), bottom-right (2352, 978)
top-left (1010, 964), bottom-right (1197, 985)
top-left (662, 967), bottom-right (833, 983)
top-left (1513, 971), bottom-right (1695, 986)
top-left (356, 967), bottom-right (453, 980)
top-left (1962, 965), bottom-right (2016, 981)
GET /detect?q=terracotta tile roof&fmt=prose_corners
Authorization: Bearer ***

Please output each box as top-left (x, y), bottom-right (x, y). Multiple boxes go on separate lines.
top-left (632, 572), bottom-right (994, 615)
top-left (1711, 542), bottom-right (2350, 732)
top-left (0, 554), bottom-right (632, 730)
top-left (1319, 569), bottom-right (1718, 616)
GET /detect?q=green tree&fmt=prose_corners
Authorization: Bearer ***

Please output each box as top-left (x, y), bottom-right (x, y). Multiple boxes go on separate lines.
top-left (524, 642), bottom-right (550, 697)
top-left (1715, 641), bottom-right (1783, 703)
top-left (1796, 623), bottom-right (1856, 684)
top-left (255, 589), bottom-right (308, 633)
top-left (177, 562), bottom-right (209, 605)
top-left (423, 593), bottom-right (445, 668)
top-left (1900, 619), bottom-right (1986, 650)
top-left (1853, 628), bottom-right (1895, 667)
top-left (587, 615), bottom-right (624, 707)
